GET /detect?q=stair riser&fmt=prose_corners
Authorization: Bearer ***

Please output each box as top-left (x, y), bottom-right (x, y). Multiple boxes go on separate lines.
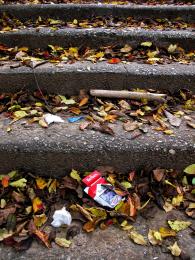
top-left (0, 4), bottom-right (195, 22)
top-left (0, 63), bottom-right (194, 94)
top-left (0, 29), bottom-right (194, 50)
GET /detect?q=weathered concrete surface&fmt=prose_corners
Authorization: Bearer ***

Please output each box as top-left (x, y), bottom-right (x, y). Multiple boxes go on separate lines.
top-left (0, 62), bottom-right (194, 94)
top-left (1, 27), bottom-right (194, 49)
top-left (0, 115), bottom-right (194, 177)
top-left (0, 4), bottom-right (195, 22)
top-left (0, 208), bottom-right (194, 259)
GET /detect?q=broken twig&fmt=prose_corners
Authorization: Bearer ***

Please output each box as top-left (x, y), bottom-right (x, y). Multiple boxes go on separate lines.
top-left (90, 89), bottom-right (166, 102)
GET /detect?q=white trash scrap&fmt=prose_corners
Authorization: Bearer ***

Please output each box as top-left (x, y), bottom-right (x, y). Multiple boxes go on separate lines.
top-left (51, 207), bottom-right (72, 227)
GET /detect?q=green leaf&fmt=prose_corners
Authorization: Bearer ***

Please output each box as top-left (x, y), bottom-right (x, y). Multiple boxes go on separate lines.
top-left (55, 237), bottom-right (71, 248)
top-left (192, 177), bottom-right (195, 185)
top-left (184, 164), bottom-right (195, 175)
top-left (141, 41), bottom-right (152, 47)
top-left (59, 95), bottom-right (76, 105)
top-left (121, 181), bottom-right (132, 189)
top-left (13, 110), bottom-right (28, 119)
top-left (70, 170), bottom-right (81, 182)
top-left (10, 178), bottom-right (27, 188)
top-left (0, 228), bottom-right (13, 241)
top-left (168, 220), bottom-right (191, 232)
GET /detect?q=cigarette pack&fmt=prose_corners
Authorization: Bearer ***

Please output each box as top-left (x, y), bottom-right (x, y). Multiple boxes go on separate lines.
top-left (82, 170), bottom-right (123, 208)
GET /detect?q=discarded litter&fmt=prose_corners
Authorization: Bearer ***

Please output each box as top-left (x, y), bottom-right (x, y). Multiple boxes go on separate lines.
top-left (44, 113), bottom-right (64, 125)
top-left (82, 171), bottom-right (123, 208)
top-left (51, 207), bottom-right (72, 227)
top-left (68, 116), bottom-right (84, 123)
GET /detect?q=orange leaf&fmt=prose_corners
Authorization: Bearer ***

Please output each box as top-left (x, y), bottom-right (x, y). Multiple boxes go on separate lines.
top-left (69, 107), bottom-right (81, 115)
top-left (32, 197), bottom-right (44, 213)
top-left (83, 221), bottom-right (95, 233)
top-left (108, 58), bottom-right (121, 64)
top-left (36, 178), bottom-right (47, 190)
top-left (2, 176), bottom-right (10, 188)
top-left (79, 97), bottom-right (89, 107)
top-left (104, 114), bottom-right (117, 122)
top-left (34, 229), bottom-right (51, 248)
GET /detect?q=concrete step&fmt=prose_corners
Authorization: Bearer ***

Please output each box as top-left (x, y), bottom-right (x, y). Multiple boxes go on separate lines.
top-left (0, 4), bottom-right (194, 22)
top-left (0, 62), bottom-right (194, 94)
top-left (0, 4), bottom-right (194, 49)
top-left (0, 115), bottom-right (194, 176)
top-left (0, 27), bottom-right (194, 49)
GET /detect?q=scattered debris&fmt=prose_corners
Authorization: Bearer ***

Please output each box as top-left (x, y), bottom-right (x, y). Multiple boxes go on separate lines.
top-left (51, 207), bottom-right (72, 227)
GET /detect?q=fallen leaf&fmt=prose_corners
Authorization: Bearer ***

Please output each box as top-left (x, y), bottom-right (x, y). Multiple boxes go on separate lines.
top-left (184, 164), bottom-right (195, 175)
top-left (79, 97), bottom-right (89, 107)
top-left (1, 176), bottom-right (10, 188)
top-left (83, 221), bottom-right (95, 232)
top-left (32, 197), bottom-right (44, 213)
top-left (148, 229), bottom-right (162, 245)
top-left (33, 214), bottom-right (47, 227)
top-left (168, 242), bottom-right (181, 256)
top-left (164, 110), bottom-right (182, 127)
top-left (141, 42), bottom-right (152, 47)
top-left (129, 231), bottom-right (147, 245)
top-left (121, 181), bottom-right (132, 189)
top-left (172, 194), bottom-right (183, 207)
top-left (13, 110), bottom-right (28, 119)
top-left (108, 58), bottom-right (121, 64)
top-left (123, 121), bottom-right (141, 132)
top-left (10, 178), bottom-right (27, 188)
top-left (159, 227), bottom-right (176, 238)
top-left (163, 201), bottom-right (173, 212)
top-left (36, 178), bottom-right (47, 189)
top-left (70, 170), bottom-right (81, 182)
top-left (168, 220), bottom-right (191, 232)
top-left (34, 229), bottom-right (50, 248)
top-left (168, 44), bottom-right (177, 53)
top-left (55, 237), bottom-right (71, 248)
top-left (0, 228), bottom-right (13, 241)
top-left (153, 169), bottom-right (165, 182)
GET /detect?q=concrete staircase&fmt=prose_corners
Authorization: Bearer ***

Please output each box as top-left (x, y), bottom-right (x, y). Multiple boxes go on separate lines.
top-left (0, 2), bottom-right (194, 176)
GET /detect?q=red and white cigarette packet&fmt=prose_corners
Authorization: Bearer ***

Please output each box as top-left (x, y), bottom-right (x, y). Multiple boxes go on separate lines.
top-left (82, 171), bottom-right (123, 208)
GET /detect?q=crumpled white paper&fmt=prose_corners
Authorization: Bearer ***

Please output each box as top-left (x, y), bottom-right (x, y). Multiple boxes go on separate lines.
top-left (44, 113), bottom-right (64, 125)
top-left (51, 207), bottom-right (72, 227)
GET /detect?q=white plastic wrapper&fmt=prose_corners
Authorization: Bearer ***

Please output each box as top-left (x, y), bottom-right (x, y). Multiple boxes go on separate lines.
top-left (51, 207), bottom-right (72, 227)
top-left (44, 113), bottom-right (64, 125)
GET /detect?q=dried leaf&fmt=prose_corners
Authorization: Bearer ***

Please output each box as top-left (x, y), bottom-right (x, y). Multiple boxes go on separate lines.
top-left (184, 164), bottom-right (195, 175)
top-left (141, 42), bottom-right (152, 47)
top-left (148, 229), bottom-right (162, 245)
top-left (168, 242), bottom-right (181, 256)
top-left (13, 110), bottom-right (28, 119)
top-left (32, 197), bottom-right (44, 213)
top-left (70, 170), bottom-right (81, 182)
top-left (10, 178), bottom-right (27, 188)
top-left (2, 176), bottom-right (10, 188)
top-left (121, 181), bottom-right (132, 189)
top-left (36, 178), bottom-right (47, 189)
top-left (55, 237), bottom-right (71, 248)
top-left (153, 169), bottom-right (165, 182)
top-left (159, 227), bottom-right (176, 238)
top-left (0, 228), bottom-right (13, 241)
top-left (33, 214), bottom-right (47, 227)
top-left (123, 121), bottom-right (141, 132)
top-left (79, 97), bottom-right (89, 107)
top-left (108, 58), bottom-right (121, 64)
top-left (83, 221), bottom-right (95, 233)
top-left (172, 194), bottom-right (183, 207)
top-left (163, 201), bottom-right (173, 212)
top-left (34, 229), bottom-right (50, 248)
top-left (168, 220), bottom-right (191, 232)
top-left (164, 110), bottom-right (182, 127)
top-left (129, 231), bottom-right (147, 245)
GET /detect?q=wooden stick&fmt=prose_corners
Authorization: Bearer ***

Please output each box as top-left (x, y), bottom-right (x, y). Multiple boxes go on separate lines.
top-left (90, 89), bottom-right (166, 102)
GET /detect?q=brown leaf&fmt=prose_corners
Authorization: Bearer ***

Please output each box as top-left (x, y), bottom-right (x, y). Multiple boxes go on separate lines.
top-left (89, 123), bottom-right (114, 136)
top-left (34, 229), bottom-right (51, 248)
top-left (0, 206), bottom-right (16, 225)
top-left (83, 221), bottom-right (95, 233)
top-left (123, 121), bottom-right (141, 132)
top-left (164, 110), bottom-right (182, 127)
top-left (153, 169), bottom-right (165, 182)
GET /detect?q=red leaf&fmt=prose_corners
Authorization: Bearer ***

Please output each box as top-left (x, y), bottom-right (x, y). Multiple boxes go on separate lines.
top-left (108, 58), bottom-right (121, 64)
top-left (2, 176), bottom-right (10, 188)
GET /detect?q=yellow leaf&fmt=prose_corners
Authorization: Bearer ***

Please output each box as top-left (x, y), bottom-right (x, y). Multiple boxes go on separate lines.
top-left (33, 213), bottom-right (47, 227)
top-left (159, 227), bottom-right (176, 238)
top-left (148, 229), bottom-right (162, 245)
top-left (141, 41), bottom-right (152, 47)
top-left (168, 242), bottom-right (181, 256)
top-left (164, 129), bottom-right (174, 135)
top-left (129, 231), bottom-right (147, 245)
top-left (32, 197), bottom-right (44, 213)
top-left (10, 178), bottom-right (27, 188)
top-left (168, 44), bottom-right (177, 53)
top-left (163, 201), bottom-right (173, 212)
top-left (47, 179), bottom-right (58, 193)
top-left (70, 170), bottom-right (81, 182)
top-left (36, 178), bottom-right (47, 189)
top-left (184, 164), bottom-right (195, 175)
top-left (13, 110), bottom-right (28, 119)
top-left (172, 194), bottom-right (183, 207)
top-left (121, 181), bottom-right (132, 189)
top-left (55, 237), bottom-right (71, 248)
top-left (39, 119), bottom-right (48, 128)
top-left (168, 220), bottom-right (191, 232)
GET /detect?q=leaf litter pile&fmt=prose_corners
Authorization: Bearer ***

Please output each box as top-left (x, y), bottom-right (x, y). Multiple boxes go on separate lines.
top-left (0, 13), bottom-right (194, 32)
top-left (1, 0), bottom-right (194, 5)
top-left (0, 89), bottom-right (195, 138)
top-left (0, 42), bottom-right (194, 65)
top-left (0, 88), bottom-right (195, 135)
top-left (0, 164), bottom-right (194, 257)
